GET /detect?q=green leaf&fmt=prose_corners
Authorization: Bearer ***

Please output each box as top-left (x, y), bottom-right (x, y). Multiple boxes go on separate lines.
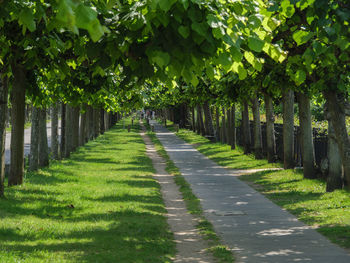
top-left (248, 36), bottom-right (265, 52)
top-left (75, 4), bottom-right (104, 42)
top-left (292, 30), bottom-right (315, 46)
top-left (159, 0), bottom-right (176, 12)
top-left (150, 50), bottom-right (170, 68)
top-left (230, 46), bottom-right (243, 62)
top-left (206, 65), bottom-right (215, 80)
top-left (19, 8), bottom-right (36, 32)
top-left (238, 64), bottom-right (247, 80)
top-left (191, 22), bottom-right (207, 37)
top-left (178, 26), bottom-right (190, 39)
top-left (295, 69), bottom-right (306, 85)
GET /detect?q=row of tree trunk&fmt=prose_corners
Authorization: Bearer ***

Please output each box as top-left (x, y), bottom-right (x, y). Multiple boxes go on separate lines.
top-left (0, 77), bottom-right (121, 197)
top-left (165, 90), bottom-right (348, 192)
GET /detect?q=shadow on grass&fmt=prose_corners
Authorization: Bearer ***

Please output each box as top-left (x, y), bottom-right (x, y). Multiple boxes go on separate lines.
top-left (0, 210), bottom-right (174, 263)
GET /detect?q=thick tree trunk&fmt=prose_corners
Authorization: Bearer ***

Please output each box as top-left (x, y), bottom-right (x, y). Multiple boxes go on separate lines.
top-left (60, 103), bottom-right (66, 157)
top-left (227, 108), bottom-right (232, 146)
top-left (297, 92), bottom-right (316, 178)
top-left (252, 97), bottom-right (263, 159)
top-left (203, 101), bottom-right (214, 136)
top-left (230, 105), bottom-right (236, 150)
top-left (221, 107), bottom-right (227, 143)
top-left (192, 107), bottom-right (195, 132)
top-left (100, 109), bottom-right (105, 134)
top-left (72, 106), bottom-right (80, 151)
top-left (93, 108), bottom-right (100, 138)
top-left (215, 107), bottom-right (220, 142)
top-left (326, 121), bottom-right (343, 191)
top-left (51, 103), bottom-right (59, 159)
top-left (197, 105), bottom-right (205, 135)
top-left (64, 104), bottom-right (74, 158)
top-left (324, 90), bottom-right (350, 186)
top-left (196, 105), bottom-right (201, 134)
top-left (87, 105), bottom-right (94, 140)
top-left (265, 94), bottom-right (276, 163)
top-left (29, 107), bottom-right (40, 171)
top-left (80, 110), bottom-right (87, 146)
top-left (104, 111), bottom-right (109, 131)
top-left (38, 107), bottom-right (49, 167)
top-left (0, 76), bottom-right (8, 196)
top-left (283, 89), bottom-right (295, 169)
top-left (8, 65), bottom-right (26, 186)
top-left (242, 101), bottom-right (251, 154)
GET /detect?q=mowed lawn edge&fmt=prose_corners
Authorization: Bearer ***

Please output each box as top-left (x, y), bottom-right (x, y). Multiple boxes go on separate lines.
top-left (172, 127), bottom-right (350, 250)
top-left (0, 119), bottom-right (175, 263)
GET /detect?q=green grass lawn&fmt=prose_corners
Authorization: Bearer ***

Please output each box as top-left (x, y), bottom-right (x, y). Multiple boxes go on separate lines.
top-left (240, 169), bottom-right (350, 249)
top-left (174, 128), bottom-right (282, 170)
top-left (0, 120), bottom-right (175, 263)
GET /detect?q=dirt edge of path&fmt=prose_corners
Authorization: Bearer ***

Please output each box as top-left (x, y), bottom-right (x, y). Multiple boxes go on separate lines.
top-left (140, 127), bottom-right (216, 263)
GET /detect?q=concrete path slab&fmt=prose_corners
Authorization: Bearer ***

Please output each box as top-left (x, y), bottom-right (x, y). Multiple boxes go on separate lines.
top-left (151, 121), bottom-right (350, 263)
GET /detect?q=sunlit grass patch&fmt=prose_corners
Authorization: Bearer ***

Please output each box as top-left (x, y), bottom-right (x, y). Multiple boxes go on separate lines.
top-left (0, 119), bottom-right (175, 263)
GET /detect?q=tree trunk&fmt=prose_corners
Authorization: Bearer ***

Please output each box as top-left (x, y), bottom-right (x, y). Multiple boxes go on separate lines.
top-left (242, 101), bottom-right (251, 154)
top-left (196, 105), bottom-right (201, 135)
top-left (192, 107), bottom-right (195, 132)
top-left (28, 107), bottom-right (40, 171)
top-left (87, 105), bottom-right (94, 140)
top-left (252, 97), bottom-right (263, 159)
top-left (227, 108), bottom-right (232, 146)
top-left (324, 90), bottom-right (350, 186)
top-left (0, 76), bottom-right (8, 196)
top-left (197, 105), bottom-right (205, 135)
top-left (80, 110), bottom-right (87, 146)
top-left (203, 101), bottom-right (214, 136)
top-left (283, 89), bottom-right (295, 169)
top-left (72, 106), bottom-right (80, 151)
top-left (100, 109), bottom-right (105, 134)
top-left (104, 111), bottom-right (109, 131)
top-left (64, 104), bottom-right (74, 158)
top-left (38, 107), bottom-right (49, 167)
top-left (326, 120), bottom-right (343, 191)
top-left (51, 102), bottom-right (59, 159)
top-left (297, 92), bottom-right (316, 178)
top-left (221, 107), bottom-right (227, 143)
top-left (264, 94), bottom-right (276, 163)
top-left (8, 65), bottom-right (26, 186)
top-left (61, 103), bottom-right (66, 157)
top-left (215, 107), bottom-right (220, 142)
top-left (231, 105), bottom-right (236, 150)
top-left (93, 108), bottom-right (100, 138)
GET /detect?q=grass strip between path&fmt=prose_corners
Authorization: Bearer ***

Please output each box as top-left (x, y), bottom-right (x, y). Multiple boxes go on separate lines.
top-left (172, 126), bottom-right (350, 251)
top-left (145, 123), bottom-right (235, 263)
top-left (0, 119), bottom-right (175, 263)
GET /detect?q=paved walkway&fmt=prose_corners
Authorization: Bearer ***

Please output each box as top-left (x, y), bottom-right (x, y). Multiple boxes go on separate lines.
top-left (151, 120), bottom-right (350, 263)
